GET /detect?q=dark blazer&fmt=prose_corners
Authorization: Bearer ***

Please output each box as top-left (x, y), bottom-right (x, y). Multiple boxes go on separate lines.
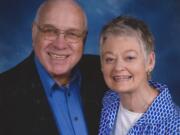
top-left (0, 53), bottom-right (107, 135)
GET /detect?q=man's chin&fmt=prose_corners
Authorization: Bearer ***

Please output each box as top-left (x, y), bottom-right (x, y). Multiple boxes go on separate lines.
top-left (50, 68), bottom-right (70, 77)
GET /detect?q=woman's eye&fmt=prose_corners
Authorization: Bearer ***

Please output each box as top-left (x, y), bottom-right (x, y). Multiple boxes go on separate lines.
top-left (105, 58), bottom-right (115, 63)
top-left (126, 56), bottom-right (136, 61)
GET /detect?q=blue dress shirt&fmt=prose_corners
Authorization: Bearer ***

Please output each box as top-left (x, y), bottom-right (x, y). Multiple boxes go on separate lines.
top-left (35, 57), bottom-right (88, 135)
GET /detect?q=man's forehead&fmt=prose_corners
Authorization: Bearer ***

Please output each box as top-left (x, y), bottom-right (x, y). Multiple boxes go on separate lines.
top-left (36, 0), bottom-right (83, 20)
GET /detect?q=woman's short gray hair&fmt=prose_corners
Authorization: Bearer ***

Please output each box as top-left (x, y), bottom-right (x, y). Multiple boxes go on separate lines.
top-left (100, 16), bottom-right (155, 55)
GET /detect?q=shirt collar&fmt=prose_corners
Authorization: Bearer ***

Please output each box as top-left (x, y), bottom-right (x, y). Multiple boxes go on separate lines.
top-left (137, 81), bottom-right (175, 124)
top-left (35, 57), bottom-right (55, 96)
top-left (34, 56), bottom-right (81, 96)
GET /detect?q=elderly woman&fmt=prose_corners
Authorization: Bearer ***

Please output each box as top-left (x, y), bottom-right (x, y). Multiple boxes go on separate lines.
top-left (98, 16), bottom-right (180, 135)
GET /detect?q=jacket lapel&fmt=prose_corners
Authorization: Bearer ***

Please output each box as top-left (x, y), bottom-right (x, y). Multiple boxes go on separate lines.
top-left (79, 55), bottom-right (108, 135)
top-left (11, 53), bottom-right (59, 135)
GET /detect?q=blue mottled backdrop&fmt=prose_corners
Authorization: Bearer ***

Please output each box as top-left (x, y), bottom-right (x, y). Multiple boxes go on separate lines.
top-left (0, 0), bottom-right (180, 105)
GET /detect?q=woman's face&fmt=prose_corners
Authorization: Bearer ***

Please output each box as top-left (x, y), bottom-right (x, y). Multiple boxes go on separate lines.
top-left (101, 35), bottom-right (155, 94)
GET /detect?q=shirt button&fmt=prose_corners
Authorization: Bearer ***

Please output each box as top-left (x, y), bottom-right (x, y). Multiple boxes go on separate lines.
top-left (40, 116), bottom-right (45, 121)
top-left (36, 99), bottom-right (41, 104)
top-left (67, 92), bottom-right (71, 97)
top-left (74, 117), bottom-right (78, 121)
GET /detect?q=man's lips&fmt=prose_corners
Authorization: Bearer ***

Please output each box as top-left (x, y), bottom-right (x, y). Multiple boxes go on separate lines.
top-left (48, 52), bottom-right (70, 60)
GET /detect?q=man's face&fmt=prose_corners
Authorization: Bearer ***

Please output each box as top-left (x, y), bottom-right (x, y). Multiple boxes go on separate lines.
top-left (32, 2), bottom-right (86, 83)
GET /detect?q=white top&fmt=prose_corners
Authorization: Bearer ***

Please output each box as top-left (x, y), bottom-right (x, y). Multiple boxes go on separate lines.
top-left (113, 103), bottom-right (143, 135)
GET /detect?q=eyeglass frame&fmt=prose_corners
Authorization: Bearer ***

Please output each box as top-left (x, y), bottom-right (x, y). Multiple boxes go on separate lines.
top-left (35, 23), bottom-right (87, 43)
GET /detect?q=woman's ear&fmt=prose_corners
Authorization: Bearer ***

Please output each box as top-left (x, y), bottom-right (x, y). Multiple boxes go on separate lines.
top-left (147, 51), bottom-right (156, 72)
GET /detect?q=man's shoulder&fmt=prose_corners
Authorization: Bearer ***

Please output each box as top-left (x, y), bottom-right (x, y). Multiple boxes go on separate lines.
top-left (78, 54), bottom-right (102, 78)
top-left (0, 53), bottom-right (36, 82)
top-left (80, 54), bottom-right (100, 65)
top-left (79, 54), bottom-right (101, 71)
top-left (78, 54), bottom-right (108, 97)
top-left (0, 53), bottom-right (42, 99)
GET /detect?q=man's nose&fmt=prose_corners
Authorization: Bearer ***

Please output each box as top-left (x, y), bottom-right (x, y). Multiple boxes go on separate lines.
top-left (53, 33), bottom-right (67, 49)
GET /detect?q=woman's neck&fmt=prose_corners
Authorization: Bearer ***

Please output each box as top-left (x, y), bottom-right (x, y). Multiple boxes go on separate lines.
top-left (120, 84), bottom-right (159, 113)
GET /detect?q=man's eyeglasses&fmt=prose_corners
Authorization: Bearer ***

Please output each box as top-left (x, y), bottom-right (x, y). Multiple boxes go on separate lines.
top-left (36, 24), bottom-right (86, 43)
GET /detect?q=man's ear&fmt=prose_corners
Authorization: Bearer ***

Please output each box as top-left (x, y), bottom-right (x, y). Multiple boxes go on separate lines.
top-left (83, 31), bottom-right (88, 45)
top-left (32, 22), bottom-right (37, 47)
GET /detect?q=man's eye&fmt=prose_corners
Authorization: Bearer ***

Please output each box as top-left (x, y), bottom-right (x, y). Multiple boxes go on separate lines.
top-left (67, 32), bottom-right (80, 37)
top-left (43, 28), bottom-right (56, 33)
top-left (68, 32), bottom-right (77, 36)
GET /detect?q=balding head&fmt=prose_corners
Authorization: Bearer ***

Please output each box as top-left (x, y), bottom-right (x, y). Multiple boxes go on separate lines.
top-left (34, 0), bottom-right (87, 31)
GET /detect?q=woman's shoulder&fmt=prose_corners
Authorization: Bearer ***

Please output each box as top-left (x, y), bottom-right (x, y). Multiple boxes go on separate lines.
top-left (158, 99), bottom-right (180, 133)
top-left (164, 106), bottom-right (180, 134)
top-left (172, 104), bottom-right (180, 123)
top-left (102, 90), bottom-right (119, 106)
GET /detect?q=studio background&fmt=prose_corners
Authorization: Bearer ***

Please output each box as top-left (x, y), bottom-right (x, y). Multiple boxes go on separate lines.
top-left (0, 0), bottom-right (180, 105)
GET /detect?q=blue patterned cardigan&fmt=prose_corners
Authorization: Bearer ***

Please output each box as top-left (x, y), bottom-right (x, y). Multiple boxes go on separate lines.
top-left (99, 81), bottom-right (180, 135)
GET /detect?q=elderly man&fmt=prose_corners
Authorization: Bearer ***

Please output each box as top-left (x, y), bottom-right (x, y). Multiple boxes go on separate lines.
top-left (0, 0), bottom-right (107, 135)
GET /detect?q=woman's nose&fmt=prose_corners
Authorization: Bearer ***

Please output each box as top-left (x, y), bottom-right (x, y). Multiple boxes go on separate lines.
top-left (114, 59), bottom-right (125, 71)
